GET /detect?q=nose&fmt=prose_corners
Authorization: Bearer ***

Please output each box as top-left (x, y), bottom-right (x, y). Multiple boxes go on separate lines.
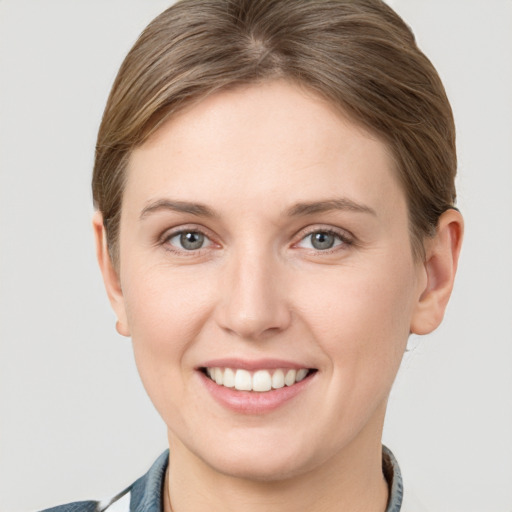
top-left (216, 250), bottom-right (292, 340)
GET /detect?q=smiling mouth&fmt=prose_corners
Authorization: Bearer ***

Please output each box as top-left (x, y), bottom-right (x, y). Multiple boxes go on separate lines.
top-left (200, 367), bottom-right (317, 392)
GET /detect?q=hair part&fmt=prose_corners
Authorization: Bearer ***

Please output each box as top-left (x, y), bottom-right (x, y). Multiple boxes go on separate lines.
top-left (93, 0), bottom-right (456, 268)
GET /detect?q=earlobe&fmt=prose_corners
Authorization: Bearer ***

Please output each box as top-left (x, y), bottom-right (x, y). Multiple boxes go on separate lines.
top-left (92, 211), bottom-right (131, 337)
top-left (410, 208), bottom-right (464, 335)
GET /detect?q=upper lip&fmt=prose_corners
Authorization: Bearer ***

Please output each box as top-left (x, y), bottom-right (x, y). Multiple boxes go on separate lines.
top-left (198, 358), bottom-right (315, 371)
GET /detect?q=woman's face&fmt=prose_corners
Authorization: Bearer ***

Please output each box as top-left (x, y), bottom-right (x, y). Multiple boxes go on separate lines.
top-left (112, 80), bottom-right (427, 479)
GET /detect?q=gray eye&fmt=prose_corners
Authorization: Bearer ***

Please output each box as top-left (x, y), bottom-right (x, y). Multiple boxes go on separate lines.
top-left (166, 229), bottom-right (213, 252)
top-left (310, 232), bottom-right (336, 250)
top-left (179, 231), bottom-right (205, 250)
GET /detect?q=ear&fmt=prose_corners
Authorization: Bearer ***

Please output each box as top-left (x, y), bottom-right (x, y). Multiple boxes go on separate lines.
top-left (92, 211), bottom-right (131, 337)
top-left (410, 208), bottom-right (464, 335)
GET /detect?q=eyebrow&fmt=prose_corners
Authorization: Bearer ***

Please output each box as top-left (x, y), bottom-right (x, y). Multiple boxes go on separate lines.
top-left (140, 199), bottom-right (218, 220)
top-left (139, 197), bottom-right (376, 220)
top-left (286, 198), bottom-right (377, 217)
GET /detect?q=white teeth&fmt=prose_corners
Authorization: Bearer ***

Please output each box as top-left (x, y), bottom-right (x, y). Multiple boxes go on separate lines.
top-left (296, 368), bottom-right (308, 382)
top-left (223, 367), bottom-right (235, 388)
top-left (205, 367), bottom-right (311, 392)
top-left (234, 369), bottom-right (252, 391)
top-left (271, 369), bottom-right (285, 389)
top-left (284, 369), bottom-right (296, 386)
top-left (253, 370), bottom-right (272, 392)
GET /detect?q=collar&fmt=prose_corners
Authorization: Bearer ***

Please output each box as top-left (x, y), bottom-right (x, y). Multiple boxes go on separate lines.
top-left (383, 445), bottom-right (404, 512)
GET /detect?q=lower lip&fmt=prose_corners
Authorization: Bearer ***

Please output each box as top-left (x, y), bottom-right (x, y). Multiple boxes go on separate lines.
top-left (199, 371), bottom-right (315, 414)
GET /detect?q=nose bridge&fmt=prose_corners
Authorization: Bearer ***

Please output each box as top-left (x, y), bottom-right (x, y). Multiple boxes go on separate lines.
top-left (217, 243), bottom-right (290, 339)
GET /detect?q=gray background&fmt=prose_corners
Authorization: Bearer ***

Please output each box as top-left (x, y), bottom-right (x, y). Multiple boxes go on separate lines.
top-left (1, 1), bottom-right (511, 511)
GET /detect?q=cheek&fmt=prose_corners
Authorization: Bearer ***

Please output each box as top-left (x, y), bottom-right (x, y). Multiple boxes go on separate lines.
top-left (120, 266), bottom-right (215, 407)
top-left (295, 257), bottom-right (417, 376)
top-left (123, 261), bottom-right (214, 337)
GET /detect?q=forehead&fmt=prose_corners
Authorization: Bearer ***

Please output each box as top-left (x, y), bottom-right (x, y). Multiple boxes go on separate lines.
top-left (124, 80), bottom-right (405, 221)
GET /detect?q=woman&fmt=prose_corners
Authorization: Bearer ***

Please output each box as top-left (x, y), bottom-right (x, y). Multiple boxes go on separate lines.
top-left (43, 0), bottom-right (463, 510)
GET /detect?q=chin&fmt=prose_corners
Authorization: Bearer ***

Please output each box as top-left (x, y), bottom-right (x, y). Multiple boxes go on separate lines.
top-left (205, 451), bottom-right (311, 482)
top-left (188, 428), bottom-right (324, 482)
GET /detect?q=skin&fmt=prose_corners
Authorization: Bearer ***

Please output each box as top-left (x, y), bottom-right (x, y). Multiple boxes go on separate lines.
top-left (94, 80), bottom-right (463, 512)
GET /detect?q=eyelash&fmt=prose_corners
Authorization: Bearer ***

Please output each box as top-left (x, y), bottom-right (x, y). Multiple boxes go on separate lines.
top-left (159, 226), bottom-right (354, 255)
top-left (160, 226), bottom-right (216, 256)
top-left (295, 227), bottom-right (354, 253)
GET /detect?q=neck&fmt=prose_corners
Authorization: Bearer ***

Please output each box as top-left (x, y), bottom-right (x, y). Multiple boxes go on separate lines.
top-left (164, 427), bottom-right (389, 512)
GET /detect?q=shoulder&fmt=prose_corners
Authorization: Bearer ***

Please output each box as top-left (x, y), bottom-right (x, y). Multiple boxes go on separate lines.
top-left (39, 502), bottom-right (101, 512)
top-left (38, 451), bottom-right (169, 512)
top-left (39, 488), bottom-right (131, 512)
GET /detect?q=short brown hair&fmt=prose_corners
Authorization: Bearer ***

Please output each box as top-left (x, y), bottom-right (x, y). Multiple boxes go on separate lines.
top-left (92, 0), bottom-right (456, 266)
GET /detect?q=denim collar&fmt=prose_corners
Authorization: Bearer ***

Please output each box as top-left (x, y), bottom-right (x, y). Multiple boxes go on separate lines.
top-left (125, 446), bottom-right (403, 512)
top-left (383, 445), bottom-right (404, 512)
top-left (128, 451), bottom-right (168, 512)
